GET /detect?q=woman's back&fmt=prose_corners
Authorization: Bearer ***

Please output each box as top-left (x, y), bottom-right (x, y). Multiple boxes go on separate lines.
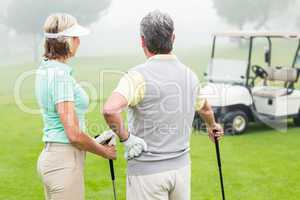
top-left (35, 59), bottom-right (88, 143)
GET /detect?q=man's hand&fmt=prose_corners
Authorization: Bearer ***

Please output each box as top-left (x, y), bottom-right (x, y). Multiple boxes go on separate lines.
top-left (207, 123), bottom-right (224, 142)
top-left (122, 134), bottom-right (147, 160)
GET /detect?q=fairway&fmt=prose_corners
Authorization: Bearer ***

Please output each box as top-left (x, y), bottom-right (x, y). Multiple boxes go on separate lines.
top-left (1, 101), bottom-right (300, 200)
top-left (1, 49), bottom-right (300, 200)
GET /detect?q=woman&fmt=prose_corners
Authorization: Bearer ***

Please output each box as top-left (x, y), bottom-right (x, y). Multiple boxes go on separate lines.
top-left (35, 13), bottom-right (116, 200)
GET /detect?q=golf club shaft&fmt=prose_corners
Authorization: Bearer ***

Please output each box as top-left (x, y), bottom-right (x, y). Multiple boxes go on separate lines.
top-left (214, 137), bottom-right (225, 200)
top-left (109, 159), bottom-right (117, 200)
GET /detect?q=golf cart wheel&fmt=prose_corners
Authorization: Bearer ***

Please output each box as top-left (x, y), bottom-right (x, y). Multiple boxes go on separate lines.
top-left (223, 111), bottom-right (248, 135)
top-left (293, 112), bottom-right (300, 126)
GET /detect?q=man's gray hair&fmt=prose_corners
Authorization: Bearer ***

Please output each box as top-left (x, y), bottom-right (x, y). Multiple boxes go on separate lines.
top-left (140, 10), bottom-right (174, 54)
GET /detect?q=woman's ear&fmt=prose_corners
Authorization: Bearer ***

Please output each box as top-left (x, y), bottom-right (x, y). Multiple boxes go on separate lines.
top-left (73, 37), bottom-right (80, 46)
top-left (69, 37), bottom-right (80, 57)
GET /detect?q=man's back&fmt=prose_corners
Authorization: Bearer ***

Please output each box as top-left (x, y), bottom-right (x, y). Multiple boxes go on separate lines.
top-left (103, 10), bottom-right (223, 200)
top-left (127, 55), bottom-right (199, 175)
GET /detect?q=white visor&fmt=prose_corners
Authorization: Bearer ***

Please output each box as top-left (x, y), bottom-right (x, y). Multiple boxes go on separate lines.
top-left (44, 24), bottom-right (90, 39)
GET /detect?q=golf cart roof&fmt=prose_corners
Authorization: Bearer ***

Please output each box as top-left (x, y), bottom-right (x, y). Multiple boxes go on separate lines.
top-left (213, 31), bottom-right (300, 38)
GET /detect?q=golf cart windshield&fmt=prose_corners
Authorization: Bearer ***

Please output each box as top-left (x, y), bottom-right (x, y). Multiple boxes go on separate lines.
top-left (206, 58), bottom-right (248, 85)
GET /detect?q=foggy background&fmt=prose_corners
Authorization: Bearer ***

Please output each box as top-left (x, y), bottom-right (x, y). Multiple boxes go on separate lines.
top-left (0, 0), bottom-right (299, 64)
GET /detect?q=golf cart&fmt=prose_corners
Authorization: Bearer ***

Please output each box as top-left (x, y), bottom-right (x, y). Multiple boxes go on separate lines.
top-left (193, 31), bottom-right (300, 135)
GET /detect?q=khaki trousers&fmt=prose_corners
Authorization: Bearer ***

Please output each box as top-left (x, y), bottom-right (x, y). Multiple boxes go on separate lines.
top-left (126, 165), bottom-right (191, 200)
top-left (37, 143), bottom-right (86, 200)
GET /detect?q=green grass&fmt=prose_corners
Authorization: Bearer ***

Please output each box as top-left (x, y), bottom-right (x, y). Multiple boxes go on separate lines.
top-left (1, 101), bottom-right (300, 200)
top-left (1, 45), bottom-right (300, 199)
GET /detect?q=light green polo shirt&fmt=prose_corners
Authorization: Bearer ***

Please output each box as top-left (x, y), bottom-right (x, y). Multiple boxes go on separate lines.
top-left (35, 59), bottom-right (89, 144)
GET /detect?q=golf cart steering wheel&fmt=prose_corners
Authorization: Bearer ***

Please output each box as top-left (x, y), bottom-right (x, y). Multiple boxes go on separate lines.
top-left (252, 65), bottom-right (268, 79)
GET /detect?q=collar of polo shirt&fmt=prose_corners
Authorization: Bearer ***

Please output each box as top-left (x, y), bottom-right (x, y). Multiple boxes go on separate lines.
top-left (147, 54), bottom-right (177, 61)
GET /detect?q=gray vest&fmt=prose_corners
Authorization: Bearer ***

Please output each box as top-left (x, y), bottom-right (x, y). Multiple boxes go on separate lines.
top-left (127, 57), bottom-right (199, 175)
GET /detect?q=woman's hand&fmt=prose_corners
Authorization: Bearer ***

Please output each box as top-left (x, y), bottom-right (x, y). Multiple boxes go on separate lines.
top-left (102, 145), bottom-right (117, 160)
top-left (57, 101), bottom-right (117, 158)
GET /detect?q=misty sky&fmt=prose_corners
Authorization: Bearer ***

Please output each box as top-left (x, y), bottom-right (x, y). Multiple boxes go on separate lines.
top-left (81, 0), bottom-right (299, 55)
top-left (81, 0), bottom-right (229, 55)
top-left (1, 0), bottom-right (298, 58)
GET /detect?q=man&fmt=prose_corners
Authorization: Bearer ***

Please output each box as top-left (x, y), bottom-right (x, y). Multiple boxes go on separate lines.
top-left (102, 10), bottom-right (223, 200)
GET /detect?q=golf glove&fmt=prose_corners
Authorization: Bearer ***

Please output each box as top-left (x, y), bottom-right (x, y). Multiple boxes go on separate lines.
top-left (122, 134), bottom-right (147, 160)
top-left (95, 130), bottom-right (116, 146)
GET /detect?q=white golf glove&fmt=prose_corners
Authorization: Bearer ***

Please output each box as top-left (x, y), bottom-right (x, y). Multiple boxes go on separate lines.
top-left (95, 130), bottom-right (116, 146)
top-left (122, 134), bottom-right (147, 160)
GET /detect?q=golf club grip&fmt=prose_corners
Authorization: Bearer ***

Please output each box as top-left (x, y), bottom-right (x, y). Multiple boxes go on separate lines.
top-left (109, 159), bottom-right (115, 181)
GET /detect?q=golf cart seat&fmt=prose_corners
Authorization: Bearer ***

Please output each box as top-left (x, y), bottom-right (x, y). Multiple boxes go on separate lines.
top-left (253, 87), bottom-right (290, 97)
top-left (252, 67), bottom-right (299, 98)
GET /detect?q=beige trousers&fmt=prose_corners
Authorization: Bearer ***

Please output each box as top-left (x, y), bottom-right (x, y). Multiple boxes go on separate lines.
top-left (37, 143), bottom-right (86, 200)
top-left (126, 165), bottom-right (191, 200)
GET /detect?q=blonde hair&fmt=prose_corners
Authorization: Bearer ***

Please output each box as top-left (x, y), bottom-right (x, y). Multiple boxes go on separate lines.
top-left (43, 13), bottom-right (77, 60)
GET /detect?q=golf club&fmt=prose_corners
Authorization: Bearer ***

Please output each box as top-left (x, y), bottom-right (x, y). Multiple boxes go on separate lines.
top-left (213, 130), bottom-right (225, 200)
top-left (109, 159), bottom-right (117, 200)
top-left (103, 138), bottom-right (117, 200)
top-left (95, 135), bottom-right (117, 200)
